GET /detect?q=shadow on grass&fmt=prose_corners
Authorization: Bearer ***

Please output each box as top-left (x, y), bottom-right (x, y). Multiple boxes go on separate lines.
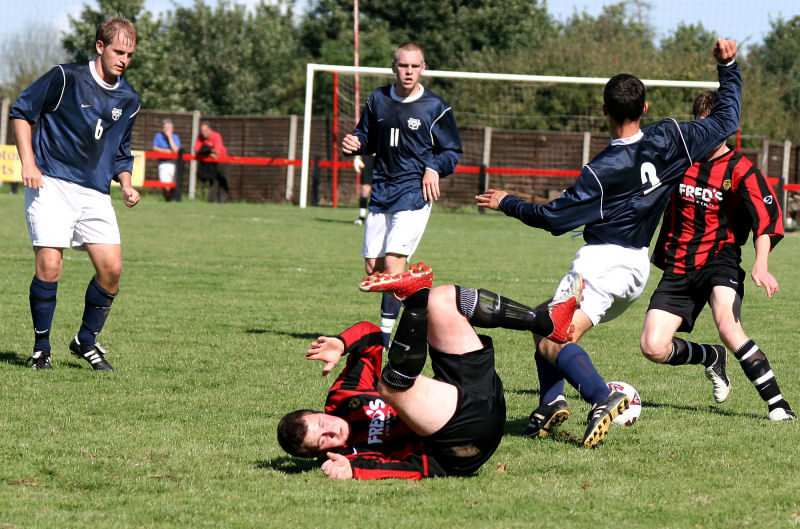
top-left (504, 417), bottom-right (583, 446)
top-left (245, 329), bottom-right (321, 340)
top-left (314, 217), bottom-right (358, 225)
top-left (255, 456), bottom-right (319, 474)
top-left (0, 351), bottom-right (28, 366)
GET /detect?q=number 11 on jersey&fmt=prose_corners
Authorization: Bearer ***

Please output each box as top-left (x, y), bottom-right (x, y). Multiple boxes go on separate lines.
top-left (389, 128), bottom-right (400, 147)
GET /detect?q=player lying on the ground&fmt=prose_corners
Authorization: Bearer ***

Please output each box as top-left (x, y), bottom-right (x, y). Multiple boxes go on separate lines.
top-left (277, 265), bottom-right (628, 480)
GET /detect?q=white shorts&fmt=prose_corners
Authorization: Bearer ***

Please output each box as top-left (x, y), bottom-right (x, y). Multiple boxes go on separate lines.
top-left (158, 162), bottom-right (176, 183)
top-left (553, 244), bottom-right (650, 326)
top-left (361, 204), bottom-right (432, 259)
top-left (25, 175), bottom-right (121, 251)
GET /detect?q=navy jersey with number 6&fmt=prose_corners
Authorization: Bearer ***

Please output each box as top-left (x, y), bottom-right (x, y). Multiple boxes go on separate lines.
top-left (499, 62), bottom-right (742, 249)
top-left (11, 61), bottom-right (140, 195)
top-left (351, 84), bottom-right (462, 212)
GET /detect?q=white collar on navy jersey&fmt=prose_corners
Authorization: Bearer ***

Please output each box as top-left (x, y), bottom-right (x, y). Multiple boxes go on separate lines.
top-left (610, 130), bottom-right (643, 146)
top-left (89, 59), bottom-right (120, 90)
top-left (390, 83), bottom-right (425, 103)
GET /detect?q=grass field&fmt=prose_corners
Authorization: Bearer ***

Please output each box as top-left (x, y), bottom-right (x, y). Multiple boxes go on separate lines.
top-left (1, 191), bottom-right (798, 528)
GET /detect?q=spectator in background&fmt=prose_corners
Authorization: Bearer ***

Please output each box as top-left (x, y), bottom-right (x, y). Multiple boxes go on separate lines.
top-left (195, 121), bottom-right (229, 203)
top-left (152, 119), bottom-right (181, 201)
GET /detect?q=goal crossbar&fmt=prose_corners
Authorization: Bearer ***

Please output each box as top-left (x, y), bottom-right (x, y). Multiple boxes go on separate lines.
top-left (299, 63), bottom-right (719, 207)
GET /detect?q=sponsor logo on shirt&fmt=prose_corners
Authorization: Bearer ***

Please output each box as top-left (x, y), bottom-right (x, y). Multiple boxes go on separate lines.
top-left (365, 398), bottom-right (389, 444)
top-left (679, 183), bottom-right (723, 206)
top-left (764, 196), bottom-right (774, 205)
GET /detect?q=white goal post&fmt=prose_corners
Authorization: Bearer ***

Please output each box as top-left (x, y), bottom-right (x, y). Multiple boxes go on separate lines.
top-left (299, 63), bottom-right (719, 208)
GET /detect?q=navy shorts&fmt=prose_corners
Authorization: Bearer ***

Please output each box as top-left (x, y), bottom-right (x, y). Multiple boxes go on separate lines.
top-left (425, 335), bottom-right (506, 476)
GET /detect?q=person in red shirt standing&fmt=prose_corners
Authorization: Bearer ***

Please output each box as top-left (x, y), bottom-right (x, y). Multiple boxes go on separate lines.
top-left (640, 90), bottom-right (795, 421)
top-left (194, 121), bottom-right (229, 202)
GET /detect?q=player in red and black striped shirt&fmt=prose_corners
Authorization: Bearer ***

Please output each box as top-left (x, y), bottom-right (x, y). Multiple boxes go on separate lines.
top-left (277, 267), bottom-right (584, 480)
top-left (641, 90), bottom-right (795, 421)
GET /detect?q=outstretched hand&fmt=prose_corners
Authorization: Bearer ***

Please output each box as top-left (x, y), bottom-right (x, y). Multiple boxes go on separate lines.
top-left (321, 452), bottom-right (353, 480)
top-left (713, 38), bottom-right (737, 64)
top-left (305, 336), bottom-right (345, 375)
top-left (475, 189), bottom-right (509, 210)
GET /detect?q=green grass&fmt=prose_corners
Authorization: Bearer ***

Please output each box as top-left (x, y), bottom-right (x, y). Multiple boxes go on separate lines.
top-left (1, 193), bottom-right (798, 528)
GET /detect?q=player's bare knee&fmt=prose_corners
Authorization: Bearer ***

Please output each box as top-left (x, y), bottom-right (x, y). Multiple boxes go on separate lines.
top-left (640, 333), bottom-right (670, 363)
top-left (537, 339), bottom-right (561, 363)
top-left (427, 286), bottom-right (455, 321)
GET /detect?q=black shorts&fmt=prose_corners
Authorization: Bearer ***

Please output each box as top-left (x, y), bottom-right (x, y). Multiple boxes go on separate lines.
top-left (648, 248), bottom-right (745, 333)
top-left (424, 335), bottom-right (506, 476)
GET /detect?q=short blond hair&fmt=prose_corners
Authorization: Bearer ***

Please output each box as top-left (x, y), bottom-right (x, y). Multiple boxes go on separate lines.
top-left (393, 42), bottom-right (425, 63)
top-left (96, 14), bottom-right (138, 46)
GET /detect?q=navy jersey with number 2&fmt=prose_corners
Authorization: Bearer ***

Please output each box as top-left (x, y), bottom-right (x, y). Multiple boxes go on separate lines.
top-left (11, 60), bottom-right (140, 195)
top-left (351, 84), bottom-right (462, 213)
top-left (499, 62), bottom-right (742, 250)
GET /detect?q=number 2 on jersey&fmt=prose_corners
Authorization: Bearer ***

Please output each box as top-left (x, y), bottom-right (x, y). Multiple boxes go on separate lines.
top-left (640, 162), bottom-right (662, 195)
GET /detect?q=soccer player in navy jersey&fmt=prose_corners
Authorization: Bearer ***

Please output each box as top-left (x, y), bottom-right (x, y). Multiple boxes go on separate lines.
top-left (640, 90), bottom-right (795, 421)
top-left (341, 42), bottom-right (462, 348)
top-left (277, 265), bottom-right (586, 480)
top-left (476, 39), bottom-right (742, 444)
top-left (12, 15), bottom-right (141, 371)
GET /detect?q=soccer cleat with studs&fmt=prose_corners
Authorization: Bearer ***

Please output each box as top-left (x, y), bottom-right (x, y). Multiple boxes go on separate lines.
top-left (358, 262), bottom-right (433, 301)
top-left (28, 350), bottom-right (53, 370)
top-left (582, 391), bottom-right (629, 448)
top-left (522, 395), bottom-right (570, 438)
top-left (704, 344), bottom-right (731, 403)
top-left (768, 407), bottom-right (797, 421)
top-left (69, 337), bottom-right (115, 371)
top-left (545, 273), bottom-right (583, 344)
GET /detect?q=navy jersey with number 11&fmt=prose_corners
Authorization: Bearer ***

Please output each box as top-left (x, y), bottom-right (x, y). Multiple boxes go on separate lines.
top-left (351, 84), bottom-right (462, 213)
top-left (11, 60), bottom-right (140, 195)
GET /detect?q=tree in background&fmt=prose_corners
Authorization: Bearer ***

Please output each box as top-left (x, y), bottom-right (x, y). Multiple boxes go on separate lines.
top-left (0, 24), bottom-right (68, 101)
top-left (747, 16), bottom-right (800, 143)
top-left (35, 0), bottom-right (800, 143)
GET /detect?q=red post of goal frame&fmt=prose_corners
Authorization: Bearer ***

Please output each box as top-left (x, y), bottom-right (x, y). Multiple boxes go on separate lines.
top-left (332, 72), bottom-right (339, 208)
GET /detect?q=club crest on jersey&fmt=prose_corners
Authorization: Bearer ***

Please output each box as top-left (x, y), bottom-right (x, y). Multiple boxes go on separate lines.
top-left (349, 397), bottom-right (361, 409)
top-left (407, 117), bottom-right (421, 130)
top-left (111, 107), bottom-right (123, 121)
top-left (722, 178), bottom-right (732, 191)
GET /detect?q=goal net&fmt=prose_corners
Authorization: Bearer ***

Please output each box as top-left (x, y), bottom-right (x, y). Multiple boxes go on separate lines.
top-left (299, 64), bottom-right (718, 208)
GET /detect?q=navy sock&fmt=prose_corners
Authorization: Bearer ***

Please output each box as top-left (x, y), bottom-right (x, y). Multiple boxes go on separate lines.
top-left (77, 278), bottom-right (116, 346)
top-left (536, 344), bottom-right (565, 405)
top-left (30, 276), bottom-right (58, 353)
top-left (555, 343), bottom-right (611, 404)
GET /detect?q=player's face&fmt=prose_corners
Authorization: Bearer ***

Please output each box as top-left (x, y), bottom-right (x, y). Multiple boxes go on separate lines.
top-left (392, 49), bottom-right (425, 97)
top-left (95, 32), bottom-right (136, 84)
top-left (301, 413), bottom-right (350, 455)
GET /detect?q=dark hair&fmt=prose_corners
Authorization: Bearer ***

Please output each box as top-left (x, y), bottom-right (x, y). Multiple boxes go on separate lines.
top-left (693, 90), bottom-right (717, 119)
top-left (603, 73), bottom-right (646, 124)
top-left (277, 410), bottom-right (317, 457)
top-left (394, 41), bottom-right (425, 63)
top-left (96, 14), bottom-right (138, 46)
